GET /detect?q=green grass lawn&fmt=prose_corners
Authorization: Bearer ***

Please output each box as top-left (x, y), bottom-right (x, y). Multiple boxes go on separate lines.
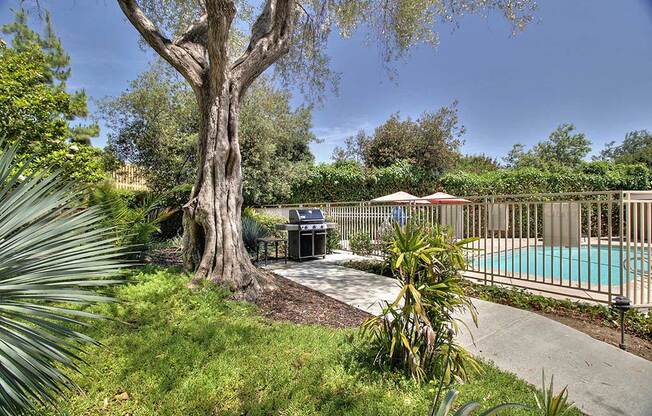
top-left (44, 267), bottom-right (581, 416)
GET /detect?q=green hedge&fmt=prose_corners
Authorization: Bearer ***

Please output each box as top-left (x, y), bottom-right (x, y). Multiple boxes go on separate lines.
top-left (440, 162), bottom-right (650, 197)
top-left (284, 161), bottom-right (650, 203)
top-left (152, 161), bottom-right (650, 220)
top-left (287, 161), bottom-right (434, 203)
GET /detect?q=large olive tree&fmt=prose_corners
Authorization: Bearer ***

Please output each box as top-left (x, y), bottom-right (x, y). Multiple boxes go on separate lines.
top-left (116, 0), bottom-right (536, 298)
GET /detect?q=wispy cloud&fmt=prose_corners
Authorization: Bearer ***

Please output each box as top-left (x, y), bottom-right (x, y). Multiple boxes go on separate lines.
top-left (312, 120), bottom-right (374, 145)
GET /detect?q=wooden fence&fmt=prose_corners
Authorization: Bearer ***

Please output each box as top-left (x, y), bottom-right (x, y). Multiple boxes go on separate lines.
top-left (111, 165), bottom-right (148, 191)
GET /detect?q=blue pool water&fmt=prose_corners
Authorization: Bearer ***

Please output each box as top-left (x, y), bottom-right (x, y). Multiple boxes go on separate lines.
top-left (474, 245), bottom-right (650, 286)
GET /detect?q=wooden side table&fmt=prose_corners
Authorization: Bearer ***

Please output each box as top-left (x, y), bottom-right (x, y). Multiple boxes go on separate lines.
top-left (256, 236), bottom-right (288, 266)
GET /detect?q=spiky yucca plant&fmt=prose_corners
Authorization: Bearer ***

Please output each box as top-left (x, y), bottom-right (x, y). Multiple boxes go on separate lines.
top-left (535, 371), bottom-right (575, 416)
top-left (429, 389), bottom-right (525, 416)
top-left (362, 221), bottom-right (480, 383)
top-left (0, 145), bottom-right (124, 415)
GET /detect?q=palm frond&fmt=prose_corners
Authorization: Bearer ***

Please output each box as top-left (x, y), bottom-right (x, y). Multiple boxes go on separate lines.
top-left (0, 145), bottom-right (124, 415)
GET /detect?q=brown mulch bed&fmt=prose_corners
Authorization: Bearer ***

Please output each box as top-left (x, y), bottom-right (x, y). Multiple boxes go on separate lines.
top-left (149, 249), bottom-right (370, 328)
top-left (536, 310), bottom-right (652, 361)
top-left (148, 247), bottom-right (184, 267)
top-left (256, 272), bottom-right (371, 328)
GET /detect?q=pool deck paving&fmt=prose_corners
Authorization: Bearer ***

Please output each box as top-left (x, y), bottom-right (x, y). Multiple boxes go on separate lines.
top-left (265, 252), bottom-right (652, 416)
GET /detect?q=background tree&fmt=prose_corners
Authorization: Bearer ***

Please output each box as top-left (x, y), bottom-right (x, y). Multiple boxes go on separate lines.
top-left (239, 77), bottom-right (315, 205)
top-left (102, 62), bottom-right (315, 206)
top-left (454, 153), bottom-right (500, 174)
top-left (0, 43), bottom-right (106, 182)
top-left (0, 7), bottom-right (105, 181)
top-left (598, 130), bottom-right (652, 168)
top-left (333, 104), bottom-right (465, 175)
top-left (502, 124), bottom-right (591, 169)
top-left (116, 0), bottom-right (536, 297)
top-left (2, 7), bottom-right (100, 145)
top-left (101, 62), bottom-right (200, 190)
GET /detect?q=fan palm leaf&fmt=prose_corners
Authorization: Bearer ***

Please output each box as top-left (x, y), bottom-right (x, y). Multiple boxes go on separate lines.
top-left (0, 145), bottom-right (124, 415)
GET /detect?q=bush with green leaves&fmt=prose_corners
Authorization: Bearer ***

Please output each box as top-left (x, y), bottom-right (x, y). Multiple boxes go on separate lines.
top-left (362, 222), bottom-right (479, 383)
top-left (87, 182), bottom-right (175, 258)
top-left (242, 207), bottom-right (286, 235)
top-left (327, 227), bottom-right (341, 253)
top-left (278, 160), bottom-right (650, 204)
top-left (0, 20), bottom-right (107, 184)
top-left (0, 144), bottom-right (124, 415)
top-left (349, 231), bottom-right (374, 256)
top-left (241, 215), bottom-right (270, 252)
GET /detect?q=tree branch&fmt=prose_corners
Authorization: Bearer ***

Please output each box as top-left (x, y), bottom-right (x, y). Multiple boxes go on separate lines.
top-left (231, 0), bottom-right (296, 94)
top-left (117, 0), bottom-right (205, 90)
top-left (174, 14), bottom-right (210, 73)
top-left (205, 0), bottom-right (237, 96)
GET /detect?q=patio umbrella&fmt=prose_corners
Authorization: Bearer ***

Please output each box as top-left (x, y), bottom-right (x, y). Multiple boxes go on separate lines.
top-left (420, 192), bottom-right (471, 204)
top-left (371, 191), bottom-right (427, 204)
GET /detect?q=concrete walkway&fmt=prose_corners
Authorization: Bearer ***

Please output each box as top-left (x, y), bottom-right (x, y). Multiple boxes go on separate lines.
top-left (266, 253), bottom-right (652, 416)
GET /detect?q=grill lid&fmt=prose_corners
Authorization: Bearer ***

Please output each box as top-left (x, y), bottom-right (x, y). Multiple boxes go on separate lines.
top-left (289, 208), bottom-right (325, 223)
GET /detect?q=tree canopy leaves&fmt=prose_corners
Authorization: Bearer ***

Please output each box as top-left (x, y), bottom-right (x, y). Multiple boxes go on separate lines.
top-left (101, 62), bottom-right (315, 205)
top-left (2, 7), bottom-right (100, 145)
top-left (333, 104), bottom-right (464, 175)
top-left (598, 130), bottom-right (652, 169)
top-left (128, 0), bottom-right (537, 101)
top-left (503, 124), bottom-right (591, 169)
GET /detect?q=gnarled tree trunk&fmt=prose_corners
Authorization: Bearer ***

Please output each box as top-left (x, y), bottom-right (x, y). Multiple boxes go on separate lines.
top-left (118, 0), bottom-right (295, 299)
top-left (181, 80), bottom-right (264, 298)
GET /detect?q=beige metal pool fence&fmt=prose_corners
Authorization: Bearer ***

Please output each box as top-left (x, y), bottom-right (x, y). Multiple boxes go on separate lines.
top-left (261, 191), bottom-right (652, 307)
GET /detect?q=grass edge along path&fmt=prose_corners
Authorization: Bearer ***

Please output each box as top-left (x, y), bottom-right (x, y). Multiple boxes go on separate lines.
top-left (41, 266), bottom-right (582, 416)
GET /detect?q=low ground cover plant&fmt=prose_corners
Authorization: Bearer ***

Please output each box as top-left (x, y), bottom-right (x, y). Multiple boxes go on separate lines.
top-left (40, 266), bottom-right (581, 416)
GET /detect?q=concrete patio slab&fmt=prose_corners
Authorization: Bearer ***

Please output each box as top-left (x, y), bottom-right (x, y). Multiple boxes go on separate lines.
top-left (265, 253), bottom-right (652, 416)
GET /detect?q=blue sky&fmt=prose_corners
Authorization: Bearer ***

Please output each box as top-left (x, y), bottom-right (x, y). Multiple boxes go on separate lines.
top-left (1, 0), bottom-right (652, 163)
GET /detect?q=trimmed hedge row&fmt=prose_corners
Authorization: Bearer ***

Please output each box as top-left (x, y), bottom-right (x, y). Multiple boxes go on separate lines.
top-left (286, 161), bottom-right (650, 203)
top-left (145, 161), bottom-right (651, 213)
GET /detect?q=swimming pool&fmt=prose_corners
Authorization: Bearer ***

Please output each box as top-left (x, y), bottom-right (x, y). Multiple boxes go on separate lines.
top-left (473, 245), bottom-right (651, 286)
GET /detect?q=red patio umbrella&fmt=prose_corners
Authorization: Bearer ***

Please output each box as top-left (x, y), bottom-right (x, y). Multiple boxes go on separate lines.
top-left (420, 192), bottom-right (471, 204)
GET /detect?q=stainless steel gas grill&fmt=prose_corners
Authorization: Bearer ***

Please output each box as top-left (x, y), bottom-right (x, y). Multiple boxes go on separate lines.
top-left (276, 208), bottom-right (336, 261)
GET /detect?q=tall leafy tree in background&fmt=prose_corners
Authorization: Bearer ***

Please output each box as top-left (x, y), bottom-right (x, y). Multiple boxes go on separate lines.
top-left (2, 7), bottom-right (100, 145)
top-left (101, 62), bottom-right (199, 190)
top-left (0, 8), bottom-right (105, 182)
top-left (598, 130), bottom-right (652, 169)
top-left (333, 104), bottom-right (465, 175)
top-left (454, 153), bottom-right (500, 174)
top-left (503, 124), bottom-right (591, 169)
top-left (115, 0), bottom-right (536, 296)
top-left (239, 78), bottom-right (314, 206)
top-left (101, 62), bottom-right (314, 206)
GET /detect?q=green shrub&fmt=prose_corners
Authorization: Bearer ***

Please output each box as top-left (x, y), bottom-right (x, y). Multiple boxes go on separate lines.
top-left (243, 207), bottom-right (286, 235)
top-left (241, 215), bottom-right (269, 252)
top-left (276, 161), bottom-right (650, 204)
top-left (362, 222), bottom-right (480, 383)
top-left (87, 182), bottom-right (175, 258)
top-left (349, 231), bottom-right (374, 256)
top-left (327, 227), bottom-right (341, 253)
